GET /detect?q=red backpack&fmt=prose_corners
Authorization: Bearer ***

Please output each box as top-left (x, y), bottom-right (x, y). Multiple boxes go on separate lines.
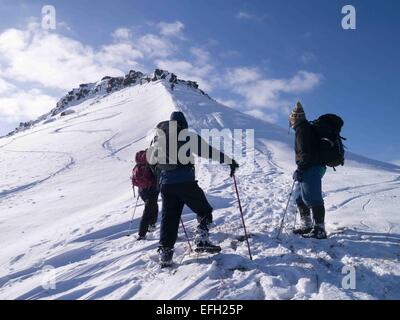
top-left (131, 150), bottom-right (156, 190)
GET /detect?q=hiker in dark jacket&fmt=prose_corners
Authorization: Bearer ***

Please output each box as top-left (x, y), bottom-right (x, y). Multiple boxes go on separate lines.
top-left (147, 111), bottom-right (239, 267)
top-left (290, 102), bottom-right (327, 239)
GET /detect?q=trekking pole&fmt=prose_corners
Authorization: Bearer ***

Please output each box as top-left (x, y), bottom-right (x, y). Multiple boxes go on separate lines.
top-left (127, 192), bottom-right (140, 237)
top-left (180, 219), bottom-right (193, 252)
top-left (276, 180), bottom-right (296, 240)
top-left (232, 175), bottom-right (253, 261)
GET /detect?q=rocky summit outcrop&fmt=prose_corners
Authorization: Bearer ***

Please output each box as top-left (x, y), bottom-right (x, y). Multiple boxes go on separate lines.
top-left (6, 69), bottom-right (209, 136)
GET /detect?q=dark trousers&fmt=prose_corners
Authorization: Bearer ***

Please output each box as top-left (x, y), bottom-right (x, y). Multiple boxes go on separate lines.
top-left (295, 165), bottom-right (326, 225)
top-left (160, 181), bottom-right (213, 248)
top-left (138, 188), bottom-right (159, 237)
top-left (295, 165), bottom-right (324, 208)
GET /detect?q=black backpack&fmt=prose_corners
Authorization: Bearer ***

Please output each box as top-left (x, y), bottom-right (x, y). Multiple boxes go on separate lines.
top-left (310, 114), bottom-right (346, 168)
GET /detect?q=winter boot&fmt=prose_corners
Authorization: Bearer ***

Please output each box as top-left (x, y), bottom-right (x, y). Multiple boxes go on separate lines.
top-left (158, 246), bottom-right (174, 268)
top-left (293, 204), bottom-right (313, 235)
top-left (302, 224), bottom-right (327, 239)
top-left (302, 206), bottom-right (327, 239)
top-left (194, 223), bottom-right (221, 253)
top-left (136, 235), bottom-right (146, 241)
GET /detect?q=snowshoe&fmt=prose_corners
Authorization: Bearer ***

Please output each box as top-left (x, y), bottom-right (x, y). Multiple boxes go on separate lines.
top-left (160, 261), bottom-right (173, 269)
top-left (193, 221), bottom-right (220, 253)
top-left (302, 226), bottom-right (327, 239)
top-left (158, 247), bottom-right (174, 268)
top-left (236, 234), bottom-right (252, 242)
top-left (293, 226), bottom-right (313, 235)
top-left (195, 241), bottom-right (222, 254)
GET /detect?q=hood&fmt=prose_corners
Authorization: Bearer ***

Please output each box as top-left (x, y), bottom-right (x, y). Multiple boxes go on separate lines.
top-left (170, 111), bottom-right (188, 129)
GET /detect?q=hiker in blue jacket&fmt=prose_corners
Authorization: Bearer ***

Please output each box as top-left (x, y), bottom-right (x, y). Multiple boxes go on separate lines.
top-left (148, 111), bottom-right (239, 267)
top-left (290, 102), bottom-right (327, 239)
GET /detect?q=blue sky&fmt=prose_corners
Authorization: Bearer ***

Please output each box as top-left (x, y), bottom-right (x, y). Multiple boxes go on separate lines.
top-left (0, 0), bottom-right (399, 163)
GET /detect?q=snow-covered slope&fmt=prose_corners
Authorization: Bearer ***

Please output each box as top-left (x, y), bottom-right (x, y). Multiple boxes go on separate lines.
top-left (0, 73), bottom-right (399, 300)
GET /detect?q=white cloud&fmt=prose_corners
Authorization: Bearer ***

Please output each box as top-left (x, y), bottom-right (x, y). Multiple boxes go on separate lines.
top-left (246, 109), bottom-right (279, 123)
top-left (0, 78), bottom-right (15, 94)
top-left (225, 67), bottom-right (262, 85)
top-left (112, 27), bottom-right (176, 59)
top-left (236, 11), bottom-right (266, 22)
top-left (137, 33), bottom-right (176, 58)
top-left (190, 47), bottom-right (210, 65)
top-left (236, 11), bottom-right (254, 20)
top-left (157, 21), bottom-right (184, 38)
top-left (0, 28), bottom-right (27, 53)
top-left (97, 42), bottom-right (143, 67)
top-left (57, 21), bottom-right (72, 32)
top-left (227, 68), bottom-right (322, 109)
top-left (0, 22), bottom-right (142, 90)
top-left (0, 22), bottom-right (184, 92)
top-left (155, 46), bottom-right (216, 91)
top-left (0, 85), bottom-right (57, 123)
top-left (283, 71), bottom-right (322, 93)
top-left (0, 20), bottom-right (185, 126)
top-left (112, 27), bottom-right (132, 40)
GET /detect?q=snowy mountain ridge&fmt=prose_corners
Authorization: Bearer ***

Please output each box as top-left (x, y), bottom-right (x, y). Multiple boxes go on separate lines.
top-left (0, 72), bottom-right (399, 300)
top-left (5, 69), bottom-right (208, 137)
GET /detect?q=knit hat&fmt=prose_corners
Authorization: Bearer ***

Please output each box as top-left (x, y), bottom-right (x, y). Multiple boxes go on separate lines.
top-left (289, 101), bottom-right (306, 128)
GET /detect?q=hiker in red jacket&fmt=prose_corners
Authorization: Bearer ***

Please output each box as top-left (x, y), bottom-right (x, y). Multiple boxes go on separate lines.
top-left (131, 150), bottom-right (160, 240)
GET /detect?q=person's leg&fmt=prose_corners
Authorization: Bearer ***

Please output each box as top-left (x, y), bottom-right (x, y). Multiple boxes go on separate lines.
top-left (138, 190), bottom-right (159, 237)
top-left (293, 191), bottom-right (313, 234)
top-left (312, 206), bottom-right (325, 227)
top-left (300, 166), bottom-right (326, 239)
top-left (147, 190), bottom-right (159, 227)
top-left (159, 185), bottom-right (184, 249)
top-left (300, 166), bottom-right (324, 208)
top-left (138, 190), bottom-right (150, 238)
top-left (178, 181), bottom-right (213, 226)
top-left (177, 182), bottom-right (220, 251)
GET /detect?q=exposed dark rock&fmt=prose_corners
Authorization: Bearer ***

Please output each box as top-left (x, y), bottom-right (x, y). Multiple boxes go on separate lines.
top-left (123, 70), bottom-right (143, 86)
top-left (186, 81), bottom-right (199, 89)
top-left (170, 73), bottom-right (178, 84)
top-left (107, 77), bottom-right (124, 93)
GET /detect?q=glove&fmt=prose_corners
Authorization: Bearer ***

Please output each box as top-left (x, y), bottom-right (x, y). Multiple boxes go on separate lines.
top-left (229, 159), bottom-right (239, 177)
top-left (293, 169), bottom-right (303, 182)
